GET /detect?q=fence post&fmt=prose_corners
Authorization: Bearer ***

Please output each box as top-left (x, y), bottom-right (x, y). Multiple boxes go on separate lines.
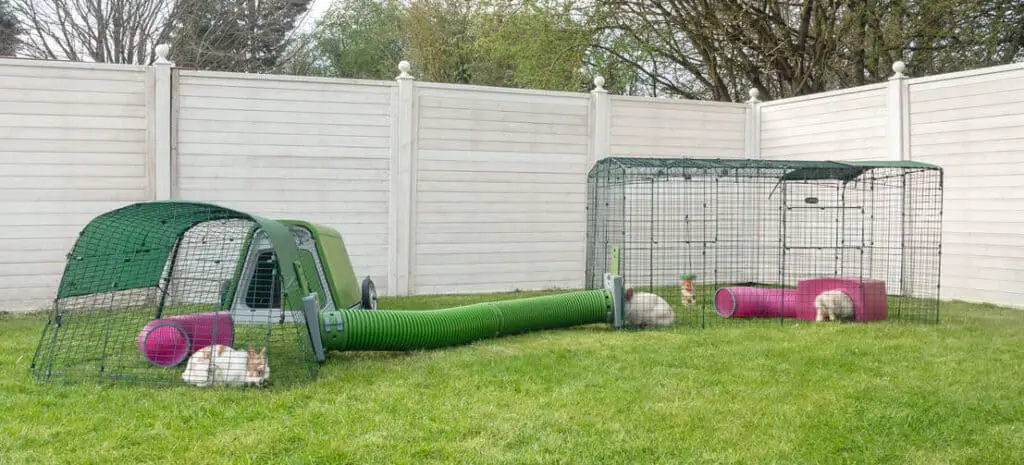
top-left (389, 60), bottom-right (417, 296)
top-left (887, 61), bottom-right (910, 161)
top-left (745, 88), bottom-right (762, 158)
top-left (148, 43), bottom-right (174, 200)
top-left (887, 61), bottom-right (911, 295)
top-left (590, 76), bottom-right (611, 168)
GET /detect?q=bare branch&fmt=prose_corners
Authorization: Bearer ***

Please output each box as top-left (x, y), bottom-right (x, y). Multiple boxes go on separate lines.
top-left (11, 0), bottom-right (175, 64)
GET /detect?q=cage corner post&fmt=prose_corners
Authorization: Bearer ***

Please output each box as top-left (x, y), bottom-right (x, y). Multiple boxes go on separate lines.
top-left (934, 167), bottom-right (945, 324)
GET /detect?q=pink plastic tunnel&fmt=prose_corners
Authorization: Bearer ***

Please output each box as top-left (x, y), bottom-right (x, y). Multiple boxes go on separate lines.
top-left (714, 287), bottom-right (801, 318)
top-left (137, 311), bottom-right (234, 367)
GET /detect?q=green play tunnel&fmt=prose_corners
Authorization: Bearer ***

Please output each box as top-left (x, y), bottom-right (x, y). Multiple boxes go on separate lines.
top-left (317, 289), bottom-right (616, 353)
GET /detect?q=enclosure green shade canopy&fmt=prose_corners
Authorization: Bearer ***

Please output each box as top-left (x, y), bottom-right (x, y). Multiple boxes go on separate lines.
top-left (588, 156), bottom-right (940, 181)
top-left (56, 200), bottom-right (303, 309)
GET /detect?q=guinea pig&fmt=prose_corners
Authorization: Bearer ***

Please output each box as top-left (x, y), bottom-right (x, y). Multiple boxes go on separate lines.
top-left (624, 288), bottom-right (676, 327)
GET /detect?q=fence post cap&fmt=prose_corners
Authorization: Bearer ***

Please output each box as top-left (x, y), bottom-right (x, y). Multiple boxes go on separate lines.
top-left (397, 60), bottom-right (413, 79)
top-left (747, 87), bottom-right (761, 103)
top-left (891, 61), bottom-right (907, 79)
top-left (153, 44), bottom-right (172, 65)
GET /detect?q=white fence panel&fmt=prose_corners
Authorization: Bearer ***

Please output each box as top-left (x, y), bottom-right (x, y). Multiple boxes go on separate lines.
top-left (760, 84), bottom-right (889, 161)
top-left (174, 71), bottom-right (395, 294)
top-left (413, 84), bottom-right (592, 295)
top-left (4, 55), bottom-right (1024, 312)
top-left (908, 64), bottom-right (1024, 308)
top-left (607, 96), bottom-right (749, 289)
top-left (609, 96), bottom-right (747, 158)
top-left (758, 84), bottom-right (904, 298)
top-left (0, 60), bottom-right (151, 312)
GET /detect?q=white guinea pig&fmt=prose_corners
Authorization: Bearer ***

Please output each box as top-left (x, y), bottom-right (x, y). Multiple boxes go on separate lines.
top-left (624, 288), bottom-right (676, 327)
top-left (814, 290), bottom-right (855, 322)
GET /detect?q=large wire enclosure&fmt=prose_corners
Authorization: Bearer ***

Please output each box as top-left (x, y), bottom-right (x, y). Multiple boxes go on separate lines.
top-left (30, 202), bottom-right (319, 387)
top-left (585, 157), bottom-right (944, 328)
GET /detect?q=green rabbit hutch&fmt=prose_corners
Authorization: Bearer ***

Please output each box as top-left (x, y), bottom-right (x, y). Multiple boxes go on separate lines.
top-left (29, 201), bottom-right (375, 386)
top-left (31, 201), bottom-right (631, 388)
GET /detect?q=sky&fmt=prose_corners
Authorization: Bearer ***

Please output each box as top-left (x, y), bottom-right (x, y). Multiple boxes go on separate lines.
top-left (298, 0), bottom-right (334, 33)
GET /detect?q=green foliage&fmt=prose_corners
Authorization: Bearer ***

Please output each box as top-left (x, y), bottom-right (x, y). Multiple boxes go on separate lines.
top-left (0, 0), bottom-right (20, 57)
top-left (402, 0), bottom-right (478, 84)
top-left (1, 296), bottom-right (1023, 463)
top-left (300, 0), bottom-right (596, 92)
top-left (464, 0), bottom-right (593, 91)
top-left (582, 11), bottom-right (669, 96)
top-left (306, 0), bottom-right (406, 80)
top-left (297, 0), bottom-right (1018, 98)
top-left (7, 0), bottom-right (1021, 97)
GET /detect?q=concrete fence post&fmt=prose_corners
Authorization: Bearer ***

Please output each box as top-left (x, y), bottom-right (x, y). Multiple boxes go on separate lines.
top-left (745, 88), bottom-right (762, 158)
top-left (389, 60), bottom-right (417, 296)
top-left (147, 43), bottom-right (175, 200)
top-left (590, 76), bottom-right (611, 168)
top-left (887, 60), bottom-right (910, 161)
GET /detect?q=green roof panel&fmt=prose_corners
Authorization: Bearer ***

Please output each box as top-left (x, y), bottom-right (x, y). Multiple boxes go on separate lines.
top-left (56, 200), bottom-right (306, 312)
top-left (589, 156), bottom-right (940, 182)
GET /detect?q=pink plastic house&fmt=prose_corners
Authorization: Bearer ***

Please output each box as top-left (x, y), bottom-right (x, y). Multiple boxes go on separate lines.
top-left (714, 277), bottom-right (888, 322)
top-left (795, 277), bottom-right (888, 322)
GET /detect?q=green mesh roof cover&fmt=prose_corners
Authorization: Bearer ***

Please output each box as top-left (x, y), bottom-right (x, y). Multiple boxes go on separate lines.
top-left (57, 200), bottom-right (305, 310)
top-left (590, 157), bottom-right (940, 182)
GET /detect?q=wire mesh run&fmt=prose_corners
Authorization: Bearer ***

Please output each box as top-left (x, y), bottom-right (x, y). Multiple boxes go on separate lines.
top-left (585, 157), bottom-right (944, 328)
top-left (30, 202), bottom-right (319, 387)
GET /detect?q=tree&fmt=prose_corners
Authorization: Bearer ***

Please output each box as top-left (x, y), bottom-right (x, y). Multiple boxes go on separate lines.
top-left (592, 0), bottom-right (851, 101)
top-left (469, 0), bottom-right (594, 91)
top-left (583, 9), bottom-right (683, 97)
top-left (876, 0), bottom-right (1024, 78)
top-left (297, 0), bottom-right (597, 91)
top-left (304, 0), bottom-right (406, 80)
top-left (8, 0), bottom-right (312, 70)
top-left (11, 0), bottom-right (175, 64)
top-left (0, 0), bottom-right (21, 57)
top-left (594, 0), bottom-right (1024, 101)
top-left (395, 0), bottom-right (484, 84)
top-left (164, 0), bottom-right (313, 73)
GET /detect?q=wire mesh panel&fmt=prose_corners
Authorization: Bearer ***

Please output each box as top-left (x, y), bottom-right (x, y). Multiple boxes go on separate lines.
top-left (30, 201), bottom-right (319, 387)
top-left (585, 157), bottom-right (943, 328)
top-left (895, 167), bottom-right (944, 322)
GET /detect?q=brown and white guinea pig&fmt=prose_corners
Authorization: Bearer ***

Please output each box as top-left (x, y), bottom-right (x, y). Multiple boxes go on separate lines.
top-left (181, 344), bottom-right (269, 387)
top-left (624, 288), bottom-right (676, 328)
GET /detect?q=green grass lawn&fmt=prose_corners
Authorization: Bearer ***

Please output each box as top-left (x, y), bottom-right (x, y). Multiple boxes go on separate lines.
top-left (1, 291), bottom-right (1022, 464)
